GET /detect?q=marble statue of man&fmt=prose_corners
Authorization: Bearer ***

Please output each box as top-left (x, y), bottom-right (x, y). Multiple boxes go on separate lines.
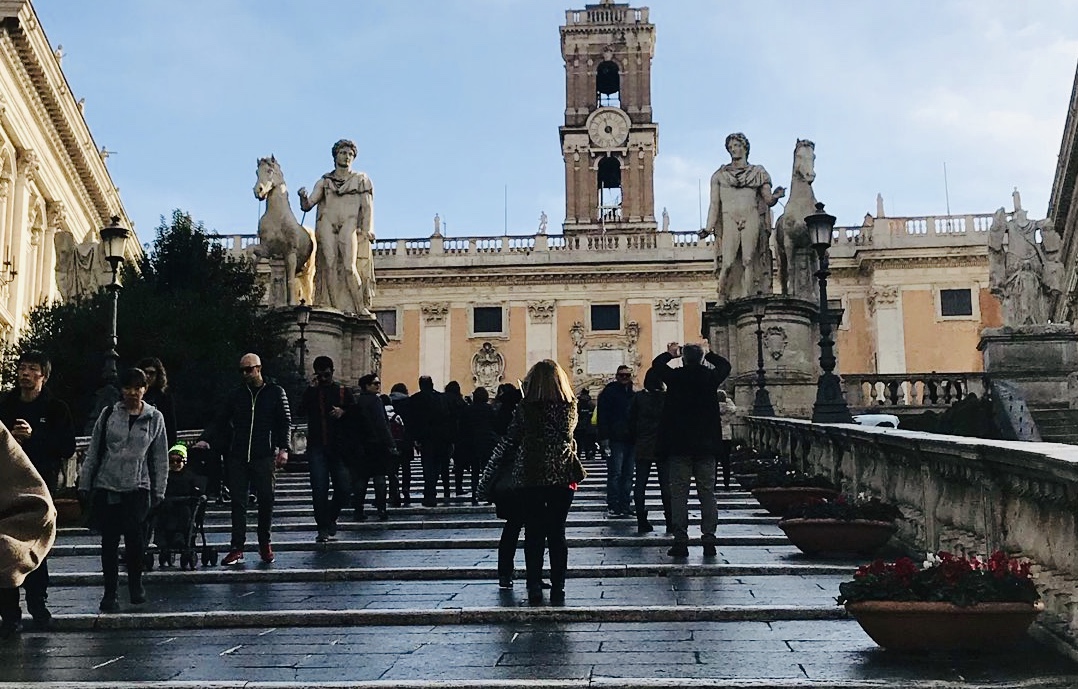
top-left (701, 133), bottom-right (785, 302)
top-left (298, 139), bottom-right (373, 314)
top-left (988, 191), bottom-right (1063, 326)
top-left (538, 211), bottom-right (548, 234)
top-left (662, 207), bottom-right (670, 232)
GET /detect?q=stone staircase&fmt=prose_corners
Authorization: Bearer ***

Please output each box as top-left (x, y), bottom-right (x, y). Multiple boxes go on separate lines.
top-left (0, 456), bottom-right (1075, 687)
top-left (1030, 406), bottom-right (1078, 444)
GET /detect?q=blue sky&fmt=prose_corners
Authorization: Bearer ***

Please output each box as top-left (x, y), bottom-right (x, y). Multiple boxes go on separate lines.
top-left (35, 0), bottom-right (1078, 241)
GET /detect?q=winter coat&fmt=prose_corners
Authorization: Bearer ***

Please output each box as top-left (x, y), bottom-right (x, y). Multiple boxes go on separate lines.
top-left (652, 351), bottom-right (732, 456)
top-left (300, 381), bottom-right (355, 451)
top-left (343, 391), bottom-right (397, 475)
top-left (408, 389), bottom-right (453, 445)
top-left (200, 381), bottom-right (292, 463)
top-left (477, 400), bottom-right (586, 498)
top-left (79, 401), bottom-right (169, 501)
top-left (597, 380), bottom-right (634, 443)
top-left (0, 420), bottom-right (56, 587)
top-left (0, 387), bottom-right (76, 490)
top-left (458, 401), bottom-right (499, 468)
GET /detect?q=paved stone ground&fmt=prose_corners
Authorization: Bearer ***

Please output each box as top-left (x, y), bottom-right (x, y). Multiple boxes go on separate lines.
top-left (0, 456), bottom-right (1075, 688)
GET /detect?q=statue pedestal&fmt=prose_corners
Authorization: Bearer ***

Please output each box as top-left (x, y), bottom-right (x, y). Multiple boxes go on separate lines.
top-left (978, 324), bottom-right (1078, 408)
top-left (279, 307), bottom-right (388, 385)
top-left (704, 296), bottom-right (828, 426)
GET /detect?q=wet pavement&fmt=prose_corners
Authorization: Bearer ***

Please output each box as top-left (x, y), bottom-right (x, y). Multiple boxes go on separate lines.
top-left (0, 456), bottom-right (1075, 687)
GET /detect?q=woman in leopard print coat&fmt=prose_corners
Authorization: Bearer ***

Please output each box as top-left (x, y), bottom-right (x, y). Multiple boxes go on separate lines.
top-left (478, 359), bottom-right (585, 604)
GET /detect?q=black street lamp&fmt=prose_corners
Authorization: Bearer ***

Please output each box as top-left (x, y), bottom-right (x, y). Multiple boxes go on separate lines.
top-left (99, 216), bottom-right (129, 382)
top-left (805, 202), bottom-right (853, 424)
top-left (294, 298), bottom-right (312, 373)
top-left (750, 290), bottom-right (775, 416)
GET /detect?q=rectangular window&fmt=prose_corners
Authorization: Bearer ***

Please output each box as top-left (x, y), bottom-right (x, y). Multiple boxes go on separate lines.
top-left (940, 289), bottom-right (973, 317)
top-left (473, 306), bottom-right (503, 334)
top-left (591, 304), bottom-right (621, 331)
top-left (374, 309), bottom-right (397, 337)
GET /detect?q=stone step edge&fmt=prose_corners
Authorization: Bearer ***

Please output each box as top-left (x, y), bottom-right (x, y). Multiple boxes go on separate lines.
top-left (49, 562), bottom-right (855, 585)
top-left (1, 681), bottom-right (1074, 689)
top-left (48, 535), bottom-right (790, 556)
top-left (56, 516), bottom-right (777, 536)
top-left (38, 604), bottom-right (848, 630)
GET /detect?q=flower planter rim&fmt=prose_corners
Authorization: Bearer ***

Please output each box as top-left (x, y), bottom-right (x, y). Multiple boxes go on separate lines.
top-left (845, 600), bottom-right (1044, 614)
top-left (778, 517), bottom-right (897, 527)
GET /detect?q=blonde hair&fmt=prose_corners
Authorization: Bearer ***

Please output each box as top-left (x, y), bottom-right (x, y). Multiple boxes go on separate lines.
top-left (522, 359), bottom-right (574, 404)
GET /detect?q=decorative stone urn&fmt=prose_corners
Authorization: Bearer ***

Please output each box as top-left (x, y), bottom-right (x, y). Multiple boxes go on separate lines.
top-left (750, 486), bottom-right (839, 516)
top-left (845, 600), bottom-right (1044, 651)
top-left (778, 518), bottom-right (896, 556)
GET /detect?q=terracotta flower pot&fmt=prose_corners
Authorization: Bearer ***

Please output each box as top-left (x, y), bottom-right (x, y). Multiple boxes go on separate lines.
top-left (845, 600), bottom-right (1044, 651)
top-left (53, 497), bottom-right (83, 528)
top-left (778, 518), bottom-right (896, 555)
top-left (750, 486), bottom-right (839, 516)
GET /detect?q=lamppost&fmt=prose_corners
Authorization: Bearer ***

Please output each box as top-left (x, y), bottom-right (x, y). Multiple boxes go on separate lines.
top-left (294, 298), bottom-right (312, 373)
top-left (750, 290), bottom-right (775, 416)
top-left (805, 202), bottom-right (853, 423)
top-left (98, 216), bottom-right (129, 382)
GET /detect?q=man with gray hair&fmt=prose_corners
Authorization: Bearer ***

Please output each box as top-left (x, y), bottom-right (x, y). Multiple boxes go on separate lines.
top-left (652, 342), bottom-right (731, 558)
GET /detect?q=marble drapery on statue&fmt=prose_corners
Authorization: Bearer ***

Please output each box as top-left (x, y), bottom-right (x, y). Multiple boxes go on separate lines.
top-left (53, 228), bottom-right (109, 300)
top-left (298, 139), bottom-right (375, 314)
top-left (988, 190), bottom-right (1063, 327)
top-left (700, 133), bottom-right (785, 303)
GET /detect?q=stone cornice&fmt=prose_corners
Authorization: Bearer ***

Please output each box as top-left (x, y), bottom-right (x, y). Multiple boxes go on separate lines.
top-left (0, 4), bottom-right (129, 229)
top-left (376, 269), bottom-right (713, 288)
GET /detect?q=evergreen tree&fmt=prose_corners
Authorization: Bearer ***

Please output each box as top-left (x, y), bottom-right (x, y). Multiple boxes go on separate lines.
top-left (7, 210), bottom-right (295, 431)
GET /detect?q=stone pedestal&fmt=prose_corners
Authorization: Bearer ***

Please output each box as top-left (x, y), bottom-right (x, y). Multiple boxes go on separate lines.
top-left (278, 307), bottom-right (388, 385)
top-left (978, 324), bottom-right (1078, 408)
top-left (704, 295), bottom-right (827, 425)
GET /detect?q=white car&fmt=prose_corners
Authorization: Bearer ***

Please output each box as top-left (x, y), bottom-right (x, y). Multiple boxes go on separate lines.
top-left (853, 413), bottom-right (900, 428)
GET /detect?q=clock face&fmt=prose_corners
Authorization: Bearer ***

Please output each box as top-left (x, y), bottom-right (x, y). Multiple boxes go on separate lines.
top-left (588, 109), bottom-right (630, 148)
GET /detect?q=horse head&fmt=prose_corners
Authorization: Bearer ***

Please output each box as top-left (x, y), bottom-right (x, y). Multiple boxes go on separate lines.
top-left (254, 155), bottom-right (284, 200)
top-left (793, 139), bottom-right (816, 185)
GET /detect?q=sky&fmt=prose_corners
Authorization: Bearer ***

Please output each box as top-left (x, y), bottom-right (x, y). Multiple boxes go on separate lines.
top-left (32, 0), bottom-right (1078, 242)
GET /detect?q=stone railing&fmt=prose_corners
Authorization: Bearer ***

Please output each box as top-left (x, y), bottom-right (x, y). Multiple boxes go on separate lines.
top-left (746, 416), bottom-right (1078, 656)
top-left (207, 234), bottom-right (259, 253)
top-left (844, 372), bottom-right (985, 409)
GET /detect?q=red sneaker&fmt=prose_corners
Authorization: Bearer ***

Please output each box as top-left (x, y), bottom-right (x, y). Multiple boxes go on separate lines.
top-left (221, 549), bottom-right (244, 566)
top-left (259, 543), bottom-right (275, 563)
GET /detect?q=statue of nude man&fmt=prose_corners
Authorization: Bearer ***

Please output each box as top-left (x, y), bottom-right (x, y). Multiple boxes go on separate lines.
top-left (298, 139), bottom-right (373, 314)
top-left (701, 133), bottom-right (785, 303)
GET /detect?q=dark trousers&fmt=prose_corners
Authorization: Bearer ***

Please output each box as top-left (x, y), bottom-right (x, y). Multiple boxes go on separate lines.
top-left (0, 560), bottom-right (48, 624)
top-left (634, 453), bottom-right (671, 526)
top-left (353, 471), bottom-right (388, 514)
top-left (419, 442), bottom-right (452, 504)
top-left (715, 439), bottom-right (732, 489)
top-left (307, 446), bottom-right (352, 531)
top-left (497, 511), bottom-right (524, 580)
top-left (226, 455), bottom-right (276, 549)
top-left (97, 490), bottom-right (150, 598)
top-left (519, 486), bottom-right (575, 593)
top-left (388, 441), bottom-right (413, 504)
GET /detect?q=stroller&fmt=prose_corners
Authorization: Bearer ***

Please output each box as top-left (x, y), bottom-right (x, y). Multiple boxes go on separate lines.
top-left (145, 471), bottom-right (217, 569)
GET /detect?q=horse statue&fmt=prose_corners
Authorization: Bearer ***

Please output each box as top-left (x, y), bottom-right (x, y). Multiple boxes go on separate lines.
top-left (774, 139), bottom-right (818, 299)
top-left (253, 155), bottom-right (315, 306)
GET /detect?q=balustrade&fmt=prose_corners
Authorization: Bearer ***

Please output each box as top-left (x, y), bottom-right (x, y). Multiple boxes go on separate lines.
top-left (843, 372), bottom-right (984, 409)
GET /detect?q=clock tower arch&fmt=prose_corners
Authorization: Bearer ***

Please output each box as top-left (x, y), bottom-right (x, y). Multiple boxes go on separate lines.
top-left (560, 0), bottom-right (658, 234)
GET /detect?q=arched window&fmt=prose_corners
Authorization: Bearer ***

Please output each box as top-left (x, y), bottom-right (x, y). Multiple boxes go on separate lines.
top-left (597, 156), bottom-right (621, 222)
top-left (596, 61), bottom-right (620, 108)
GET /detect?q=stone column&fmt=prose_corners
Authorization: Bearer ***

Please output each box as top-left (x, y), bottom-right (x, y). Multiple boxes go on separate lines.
top-left (9, 150), bottom-right (37, 328)
top-left (868, 286), bottom-right (904, 373)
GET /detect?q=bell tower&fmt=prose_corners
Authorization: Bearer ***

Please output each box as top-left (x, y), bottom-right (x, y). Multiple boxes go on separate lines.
top-left (560, 0), bottom-right (658, 235)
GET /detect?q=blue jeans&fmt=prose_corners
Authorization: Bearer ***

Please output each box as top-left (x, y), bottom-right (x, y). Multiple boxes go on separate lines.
top-left (605, 441), bottom-right (635, 513)
top-left (307, 446), bottom-right (352, 532)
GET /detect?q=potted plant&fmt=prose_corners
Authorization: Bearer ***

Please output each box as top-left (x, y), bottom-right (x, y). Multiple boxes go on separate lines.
top-left (749, 469), bottom-right (838, 515)
top-left (837, 550), bottom-right (1043, 651)
top-left (778, 494), bottom-right (901, 556)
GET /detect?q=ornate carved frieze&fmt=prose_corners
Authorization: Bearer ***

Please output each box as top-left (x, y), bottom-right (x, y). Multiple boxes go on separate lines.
top-left (16, 149), bottom-right (38, 182)
top-left (370, 342), bottom-right (382, 376)
top-left (867, 286), bottom-right (900, 314)
top-left (569, 321), bottom-right (586, 377)
top-left (472, 342), bottom-right (505, 390)
top-left (420, 302), bottom-right (449, 324)
top-left (527, 300), bottom-right (556, 322)
top-left (654, 298), bottom-right (680, 320)
top-left (46, 199), bottom-right (65, 230)
top-left (764, 326), bottom-right (788, 361)
top-left (626, 320), bottom-right (641, 371)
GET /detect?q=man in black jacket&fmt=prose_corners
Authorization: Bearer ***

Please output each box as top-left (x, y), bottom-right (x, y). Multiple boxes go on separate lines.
top-left (409, 376), bottom-right (452, 507)
top-left (653, 342), bottom-right (731, 558)
top-left (0, 351), bottom-right (74, 629)
top-left (348, 373), bottom-right (397, 520)
top-left (194, 353), bottom-right (291, 566)
top-left (299, 356), bottom-right (354, 543)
